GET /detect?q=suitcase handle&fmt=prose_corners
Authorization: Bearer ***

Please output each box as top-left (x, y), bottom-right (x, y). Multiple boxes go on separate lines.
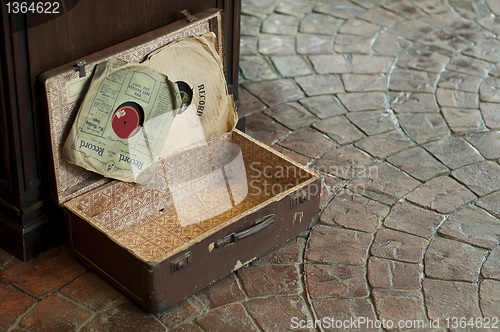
top-left (215, 214), bottom-right (276, 248)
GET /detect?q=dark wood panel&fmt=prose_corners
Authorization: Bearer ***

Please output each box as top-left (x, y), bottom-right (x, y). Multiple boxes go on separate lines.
top-left (0, 21), bottom-right (14, 196)
top-left (0, 208), bottom-right (64, 261)
top-left (26, 0), bottom-right (217, 81)
top-left (222, 0), bottom-right (240, 99)
top-left (0, 6), bottom-right (44, 210)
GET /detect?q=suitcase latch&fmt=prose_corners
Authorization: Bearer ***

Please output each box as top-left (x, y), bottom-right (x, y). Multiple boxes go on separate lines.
top-left (290, 192), bottom-right (307, 209)
top-left (75, 61), bottom-right (87, 78)
top-left (181, 10), bottom-right (197, 22)
top-left (171, 251), bottom-right (191, 274)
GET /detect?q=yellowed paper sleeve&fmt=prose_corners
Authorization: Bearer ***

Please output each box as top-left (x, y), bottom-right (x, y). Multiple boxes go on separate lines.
top-left (142, 32), bottom-right (237, 156)
top-left (62, 58), bottom-right (182, 185)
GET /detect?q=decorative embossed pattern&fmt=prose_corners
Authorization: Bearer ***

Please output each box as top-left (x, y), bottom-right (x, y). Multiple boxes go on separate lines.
top-left (65, 131), bottom-right (316, 264)
top-left (43, 14), bottom-right (221, 205)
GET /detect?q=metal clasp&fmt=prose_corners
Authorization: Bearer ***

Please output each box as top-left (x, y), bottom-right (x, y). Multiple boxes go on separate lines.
top-left (76, 61), bottom-right (86, 78)
top-left (181, 10), bottom-right (197, 22)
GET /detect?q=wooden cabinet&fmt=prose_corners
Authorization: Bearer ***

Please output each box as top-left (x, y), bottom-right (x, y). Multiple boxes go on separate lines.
top-left (0, 0), bottom-right (240, 261)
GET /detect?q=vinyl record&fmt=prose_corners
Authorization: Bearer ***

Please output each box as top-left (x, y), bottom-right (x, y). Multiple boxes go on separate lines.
top-left (176, 81), bottom-right (193, 115)
top-left (143, 32), bottom-right (236, 138)
top-left (112, 102), bottom-right (144, 139)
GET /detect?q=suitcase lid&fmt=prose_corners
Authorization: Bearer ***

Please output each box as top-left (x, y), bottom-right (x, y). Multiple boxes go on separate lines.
top-left (39, 9), bottom-right (234, 205)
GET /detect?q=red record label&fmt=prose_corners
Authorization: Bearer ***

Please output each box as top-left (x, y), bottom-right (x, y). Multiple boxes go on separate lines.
top-left (112, 105), bottom-right (141, 139)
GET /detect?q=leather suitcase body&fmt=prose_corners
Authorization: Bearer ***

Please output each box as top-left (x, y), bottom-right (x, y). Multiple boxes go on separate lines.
top-left (40, 9), bottom-right (321, 314)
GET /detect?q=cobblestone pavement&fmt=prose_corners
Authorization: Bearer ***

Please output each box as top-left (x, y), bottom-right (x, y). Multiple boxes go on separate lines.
top-left (3, 0), bottom-right (500, 331)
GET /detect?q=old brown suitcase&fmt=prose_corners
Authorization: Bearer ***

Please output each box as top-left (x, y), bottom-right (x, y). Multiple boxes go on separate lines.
top-left (39, 9), bottom-right (321, 314)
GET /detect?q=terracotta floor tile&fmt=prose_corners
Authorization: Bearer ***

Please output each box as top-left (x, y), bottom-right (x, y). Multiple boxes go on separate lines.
top-left (397, 45), bottom-right (449, 73)
top-left (262, 13), bottom-right (299, 36)
top-left (476, 191), bottom-right (500, 218)
top-left (397, 113), bottom-right (450, 143)
top-left (387, 146), bottom-right (449, 181)
top-left (406, 176), bottom-right (476, 214)
top-left (384, 202), bottom-right (444, 239)
top-left (264, 102), bottom-right (316, 130)
top-left (371, 228), bottom-right (429, 263)
top-left (321, 190), bottom-right (389, 233)
top-left (276, 2), bottom-right (314, 18)
top-left (354, 129), bottom-right (415, 159)
top-left (439, 205), bottom-right (500, 249)
top-left (21, 294), bottom-right (93, 332)
top-left (244, 295), bottom-right (312, 332)
top-left (466, 131), bottom-right (500, 159)
top-left (253, 236), bottom-right (305, 265)
top-left (390, 91), bottom-right (440, 113)
top-left (277, 127), bottom-right (337, 158)
top-left (480, 279), bottom-right (500, 318)
top-left (312, 145), bottom-right (375, 180)
top-left (299, 95), bottom-right (347, 119)
top-left (311, 298), bottom-right (378, 331)
top-left (309, 54), bottom-right (349, 74)
top-left (314, 1), bottom-right (366, 19)
top-left (372, 289), bottom-right (427, 328)
top-left (197, 274), bottom-right (245, 309)
top-left (242, 79), bottom-right (305, 107)
top-left (305, 264), bottom-right (368, 299)
top-left (1, 246), bottom-right (85, 298)
top-left (339, 18), bottom-right (382, 37)
top-left (60, 271), bottom-right (126, 312)
top-left (299, 13), bottom-right (343, 35)
top-left (245, 112), bottom-right (290, 145)
top-left (169, 323), bottom-right (205, 332)
top-left (197, 303), bottom-right (260, 332)
top-left (237, 87), bottom-right (266, 116)
top-left (346, 110), bottom-right (396, 135)
top-left (423, 279), bottom-right (482, 320)
top-left (237, 265), bottom-right (301, 297)
top-left (347, 162), bottom-right (421, 205)
top-left (425, 237), bottom-right (485, 282)
top-left (240, 56), bottom-right (279, 81)
top-left (0, 285), bottom-right (35, 330)
top-left (482, 246), bottom-right (500, 280)
top-left (269, 145), bottom-right (311, 165)
top-left (306, 225), bottom-right (372, 265)
top-left (368, 257), bottom-right (422, 290)
top-left (159, 297), bottom-right (204, 328)
top-left (383, 1), bottom-right (425, 19)
top-left (451, 160), bottom-right (500, 196)
top-left (424, 137), bottom-right (484, 169)
top-left (79, 300), bottom-right (164, 332)
top-left (313, 115), bottom-right (366, 145)
top-left (0, 248), bottom-right (12, 267)
top-left (271, 55), bottom-right (312, 78)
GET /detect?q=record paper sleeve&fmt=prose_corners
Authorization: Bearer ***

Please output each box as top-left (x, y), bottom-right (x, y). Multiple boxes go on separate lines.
top-left (142, 32), bottom-right (237, 156)
top-left (62, 58), bottom-right (183, 185)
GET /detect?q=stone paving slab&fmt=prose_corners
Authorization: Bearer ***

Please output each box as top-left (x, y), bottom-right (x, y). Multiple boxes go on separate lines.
top-left (4, 0), bottom-right (500, 331)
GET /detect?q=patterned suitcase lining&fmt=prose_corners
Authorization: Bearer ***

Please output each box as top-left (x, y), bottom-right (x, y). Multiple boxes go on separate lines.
top-left (65, 131), bottom-right (315, 263)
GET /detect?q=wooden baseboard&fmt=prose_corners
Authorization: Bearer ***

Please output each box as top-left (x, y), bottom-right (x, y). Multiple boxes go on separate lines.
top-left (0, 209), bottom-right (65, 261)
